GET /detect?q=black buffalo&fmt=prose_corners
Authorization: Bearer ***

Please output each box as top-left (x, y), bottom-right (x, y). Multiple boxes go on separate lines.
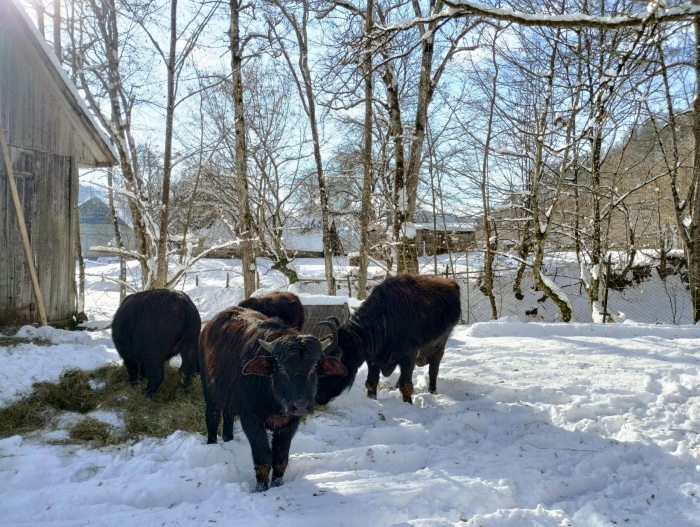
top-left (111, 289), bottom-right (201, 397)
top-left (199, 306), bottom-right (346, 491)
top-left (238, 291), bottom-right (305, 330)
top-left (315, 274), bottom-right (460, 405)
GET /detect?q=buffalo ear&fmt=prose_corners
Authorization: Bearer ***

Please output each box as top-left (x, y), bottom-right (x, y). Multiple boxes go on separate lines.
top-left (242, 356), bottom-right (275, 376)
top-left (318, 356), bottom-right (347, 377)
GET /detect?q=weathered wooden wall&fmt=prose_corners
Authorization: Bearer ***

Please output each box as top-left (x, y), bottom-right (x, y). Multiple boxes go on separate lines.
top-left (0, 0), bottom-right (88, 325)
top-left (0, 148), bottom-right (76, 324)
top-left (0, 1), bottom-right (107, 167)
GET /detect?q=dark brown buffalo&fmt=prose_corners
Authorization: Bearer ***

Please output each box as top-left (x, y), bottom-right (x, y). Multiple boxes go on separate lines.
top-left (315, 274), bottom-right (460, 405)
top-left (238, 291), bottom-right (305, 330)
top-left (199, 307), bottom-right (346, 491)
top-left (112, 289), bottom-right (201, 397)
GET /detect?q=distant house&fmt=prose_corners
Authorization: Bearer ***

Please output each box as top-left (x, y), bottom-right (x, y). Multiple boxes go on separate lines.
top-left (194, 217), bottom-right (240, 258)
top-left (0, 0), bottom-right (117, 325)
top-left (190, 215), bottom-right (327, 260)
top-left (281, 217), bottom-right (325, 258)
top-left (413, 210), bottom-right (476, 255)
top-left (78, 198), bottom-right (135, 259)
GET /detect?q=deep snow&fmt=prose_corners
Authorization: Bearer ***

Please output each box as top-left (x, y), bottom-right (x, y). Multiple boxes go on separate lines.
top-left (1, 319), bottom-right (700, 526)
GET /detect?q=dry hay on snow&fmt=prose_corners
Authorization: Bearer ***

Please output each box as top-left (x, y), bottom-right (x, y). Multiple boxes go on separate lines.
top-left (0, 364), bottom-right (208, 446)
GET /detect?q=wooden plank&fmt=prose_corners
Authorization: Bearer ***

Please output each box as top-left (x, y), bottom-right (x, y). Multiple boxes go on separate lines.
top-left (67, 157), bottom-right (77, 313)
top-left (301, 304), bottom-right (351, 339)
top-left (0, 145), bottom-right (8, 324)
top-left (0, 122), bottom-right (47, 325)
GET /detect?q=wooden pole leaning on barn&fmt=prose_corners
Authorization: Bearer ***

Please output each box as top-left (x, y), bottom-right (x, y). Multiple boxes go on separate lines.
top-left (0, 121), bottom-right (48, 325)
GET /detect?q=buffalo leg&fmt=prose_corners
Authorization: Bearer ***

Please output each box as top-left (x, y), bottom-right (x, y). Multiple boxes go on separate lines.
top-left (428, 349), bottom-right (444, 395)
top-left (240, 414), bottom-right (272, 492)
top-left (365, 361), bottom-right (380, 400)
top-left (398, 360), bottom-right (415, 404)
top-left (204, 397), bottom-right (221, 444)
top-left (138, 362), bottom-right (147, 380)
top-left (271, 419), bottom-right (300, 488)
top-left (144, 359), bottom-right (165, 398)
top-left (222, 411), bottom-right (235, 442)
top-left (124, 359), bottom-right (140, 386)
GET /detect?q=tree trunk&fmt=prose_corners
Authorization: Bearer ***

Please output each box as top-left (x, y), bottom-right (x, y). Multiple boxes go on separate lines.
top-left (230, 0), bottom-right (256, 297)
top-left (153, 0), bottom-right (179, 289)
top-left (36, 1), bottom-right (45, 38)
top-left (690, 8), bottom-right (700, 322)
top-left (480, 36), bottom-right (499, 320)
top-left (75, 221), bottom-right (85, 314)
top-left (53, 0), bottom-right (61, 62)
top-left (397, 0), bottom-right (443, 274)
top-left (85, 0), bottom-right (150, 285)
top-left (107, 168), bottom-right (126, 303)
top-left (381, 58), bottom-right (407, 275)
top-left (357, 0), bottom-right (373, 299)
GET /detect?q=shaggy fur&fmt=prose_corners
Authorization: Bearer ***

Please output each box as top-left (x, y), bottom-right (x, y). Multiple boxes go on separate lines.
top-left (238, 292), bottom-right (305, 330)
top-left (111, 289), bottom-right (201, 397)
top-left (199, 307), bottom-right (345, 491)
top-left (315, 274), bottom-right (460, 405)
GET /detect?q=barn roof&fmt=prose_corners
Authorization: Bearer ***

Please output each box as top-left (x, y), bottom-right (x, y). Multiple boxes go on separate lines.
top-left (5, 0), bottom-right (118, 166)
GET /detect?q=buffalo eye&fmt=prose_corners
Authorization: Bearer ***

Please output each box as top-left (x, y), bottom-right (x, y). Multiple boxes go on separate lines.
top-left (308, 364), bottom-right (317, 377)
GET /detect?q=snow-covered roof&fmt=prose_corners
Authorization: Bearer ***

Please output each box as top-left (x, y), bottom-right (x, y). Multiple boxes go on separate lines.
top-left (6, 0), bottom-right (118, 165)
top-left (282, 226), bottom-right (323, 253)
top-left (413, 210), bottom-right (475, 232)
top-left (78, 197), bottom-right (132, 229)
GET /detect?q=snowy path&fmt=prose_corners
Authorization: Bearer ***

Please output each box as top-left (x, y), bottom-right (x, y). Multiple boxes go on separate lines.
top-left (1, 320), bottom-right (700, 526)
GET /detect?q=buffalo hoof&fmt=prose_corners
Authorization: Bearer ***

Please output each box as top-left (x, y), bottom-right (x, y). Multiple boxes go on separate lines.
top-left (429, 387), bottom-right (437, 395)
top-left (367, 390), bottom-right (377, 400)
top-left (254, 481), bottom-right (269, 493)
top-left (207, 437), bottom-right (217, 445)
top-left (399, 383), bottom-right (414, 404)
top-left (270, 477), bottom-right (283, 488)
top-left (222, 433), bottom-right (233, 442)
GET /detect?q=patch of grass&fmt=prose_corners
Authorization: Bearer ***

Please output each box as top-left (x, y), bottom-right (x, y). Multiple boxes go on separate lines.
top-left (0, 336), bottom-right (52, 348)
top-left (0, 364), bottom-right (208, 446)
top-left (69, 417), bottom-right (117, 447)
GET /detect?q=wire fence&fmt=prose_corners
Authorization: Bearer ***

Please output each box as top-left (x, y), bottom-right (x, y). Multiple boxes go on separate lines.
top-left (292, 255), bottom-right (692, 325)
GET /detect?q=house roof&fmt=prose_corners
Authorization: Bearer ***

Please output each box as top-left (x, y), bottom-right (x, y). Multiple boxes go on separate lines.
top-left (5, 0), bottom-right (118, 166)
top-left (413, 210), bottom-right (475, 233)
top-left (198, 216), bottom-right (324, 253)
top-left (78, 197), bottom-right (131, 229)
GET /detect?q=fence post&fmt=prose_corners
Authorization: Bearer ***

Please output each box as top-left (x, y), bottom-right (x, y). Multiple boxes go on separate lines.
top-left (465, 251), bottom-right (470, 324)
top-left (226, 273), bottom-right (230, 289)
top-left (196, 274), bottom-right (199, 287)
top-left (602, 255), bottom-right (612, 323)
top-left (346, 274), bottom-right (352, 297)
top-left (256, 271), bottom-right (260, 290)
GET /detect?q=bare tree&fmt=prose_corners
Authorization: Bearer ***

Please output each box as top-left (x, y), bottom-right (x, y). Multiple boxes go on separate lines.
top-left (266, 0), bottom-right (337, 294)
top-left (357, 0), bottom-right (374, 299)
top-left (229, 0), bottom-right (256, 297)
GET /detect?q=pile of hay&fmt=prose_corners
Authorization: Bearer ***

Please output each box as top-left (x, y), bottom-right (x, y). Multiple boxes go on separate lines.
top-left (0, 364), bottom-right (208, 446)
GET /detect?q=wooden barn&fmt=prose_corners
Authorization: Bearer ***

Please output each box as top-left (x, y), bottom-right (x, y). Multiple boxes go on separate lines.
top-left (0, 0), bottom-right (118, 326)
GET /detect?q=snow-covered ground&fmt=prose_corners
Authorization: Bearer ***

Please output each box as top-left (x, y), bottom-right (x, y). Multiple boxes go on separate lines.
top-left (1, 319), bottom-right (700, 526)
top-left (1, 256), bottom-right (699, 525)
